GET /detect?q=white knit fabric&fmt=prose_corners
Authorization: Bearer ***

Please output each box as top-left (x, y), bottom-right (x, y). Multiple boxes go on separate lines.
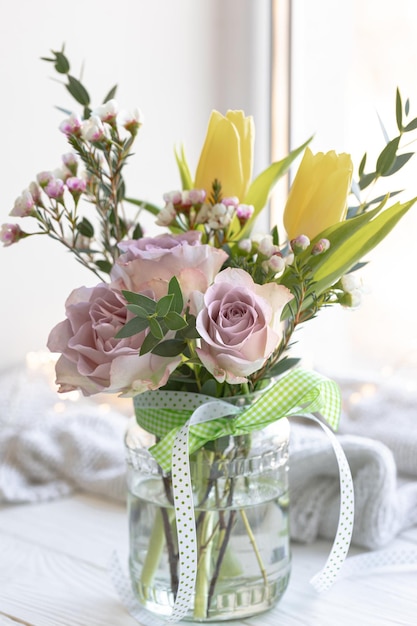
top-left (0, 361), bottom-right (416, 550)
top-left (0, 362), bottom-right (127, 503)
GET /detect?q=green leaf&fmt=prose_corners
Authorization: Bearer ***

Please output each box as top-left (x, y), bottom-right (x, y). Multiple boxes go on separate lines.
top-left (265, 357), bottom-right (301, 378)
top-left (359, 172), bottom-right (376, 190)
top-left (396, 88), bottom-right (403, 131)
top-left (66, 75), bottom-right (90, 106)
top-left (115, 316), bottom-right (149, 338)
top-left (76, 217), bottom-right (94, 238)
top-left (140, 331), bottom-right (161, 355)
top-left (151, 339), bottom-right (187, 357)
top-left (122, 291), bottom-right (141, 305)
top-left (271, 224), bottom-right (280, 246)
top-left (165, 311), bottom-right (188, 331)
top-left (200, 379), bottom-right (218, 397)
top-left (404, 117), bottom-right (417, 132)
top-left (126, 304), bottom-right (149, 319)
top-left (240, 136), bottom-right (312, 238)
top-left (376, 136), bottom-right (401, 176)
top-left (95, 259), bottom-right (112, 274)
top-left (134, 294), bottom-right (156, 314)
top-left (53, 51), bottom-right (70, 74)
top-left (168, 276), bottom-right (183, 313)
top-left (298, 198), bottom-right (416, 300)
top-left (156, 294), bottom-right (174, 317)
top-left (149, 317), bottom-right (164, 339)
top-left (358, 153), bottom-right (367, 177)
top-left (174, 144), bottom-right (193, 190)
top-left (383, 152), bottom-right (414, 176)
top-left (132, 223), bottom-right (143, 239)
top-left (103, 84), bottom-right (117, 103)
top-left (177, 313), bottom-right (200, 339)
top-left (124, 197), bottom-right (162, 216)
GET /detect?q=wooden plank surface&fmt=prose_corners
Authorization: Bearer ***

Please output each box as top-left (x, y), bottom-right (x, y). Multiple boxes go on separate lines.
top-left (0, 493), bottom-right (416, 626)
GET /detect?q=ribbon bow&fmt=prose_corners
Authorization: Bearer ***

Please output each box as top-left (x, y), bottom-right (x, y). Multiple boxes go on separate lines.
top-left (134, 368), bottom-right (342, 471)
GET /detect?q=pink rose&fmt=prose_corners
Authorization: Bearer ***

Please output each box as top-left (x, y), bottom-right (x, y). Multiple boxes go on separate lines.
top-left (110, 231), bottom-right (228, 300)
top-left (194, 268), bottom-right (293, 384)
top-left (47, 283), bottom-right (180, 396)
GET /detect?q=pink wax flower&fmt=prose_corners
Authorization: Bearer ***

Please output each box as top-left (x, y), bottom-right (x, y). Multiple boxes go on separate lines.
top-left (0, 223), bottom-right (24, 246)
top-left (45, 178), bottom-right (65, 200)
top-left (10, 190), bottom-right (35, 217)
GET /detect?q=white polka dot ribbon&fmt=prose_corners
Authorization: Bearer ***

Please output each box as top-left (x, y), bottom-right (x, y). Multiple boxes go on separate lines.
top-left (165, 404), bottom-right (355, 621)
top-left (304, 414), bottom-right (355, 592)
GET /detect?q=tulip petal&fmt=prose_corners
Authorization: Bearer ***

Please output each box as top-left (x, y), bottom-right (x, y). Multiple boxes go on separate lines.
top-left (225, 110), bottom-right (254, 196)
top-left (194, 110), bottom-right (245, 200)
top-left (283, 148), bottom-right (353, 240)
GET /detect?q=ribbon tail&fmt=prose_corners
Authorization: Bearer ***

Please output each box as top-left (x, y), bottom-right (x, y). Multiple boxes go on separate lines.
top-left (303, 414), bottom-right (355, 592)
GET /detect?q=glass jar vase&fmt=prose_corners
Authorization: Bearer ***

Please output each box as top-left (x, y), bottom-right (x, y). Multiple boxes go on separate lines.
top-left (125, 391), bottom-right (291, 623)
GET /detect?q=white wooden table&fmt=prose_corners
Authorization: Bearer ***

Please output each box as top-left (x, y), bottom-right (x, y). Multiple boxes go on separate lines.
top-left (0, 493), bottom-right (416, 626)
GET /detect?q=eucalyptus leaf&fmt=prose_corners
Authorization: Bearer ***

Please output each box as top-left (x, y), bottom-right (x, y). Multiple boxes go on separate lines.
top-left (359, 172), bottom-right (376, 190)
top-left (51, 50), bottom-right (70, 74)
top-left (404, 117), bottom-right (417, 132)
top-left (396, 88), bottom-right (403, 131)
top-left (140, 332), bottom-right (161, 355)
top-left (358, 153), bottom-right (367, 177)
top-left (95, 260), bottom-right (112, 274)
top-left (383, 152), bottom-right (414, 176)
top-left (151, 339), bottom-right (187, 357)
top-left (156, 294), bottom-right (174, 318)
top-left (168, 276), bottom-right (184, 314)
top-left (165, 311), bottom-right (188, 331)
top-left (115, 316), bottom-right (149, 338)
top-left (103, 84), bottom-right (118, 103)
top-left (129, 293), bottom-right (156, 314)
top-left (126, 304), bottom-right (149, 319)
top-left (66, 75), bottom-right (90, 106)
top-left (266, 357), bottom-right (301, 378)
top-left (200, 378), bottom-right (218, 397)
top-left (149, 317), bottom-right (164, 339)
top-left (132, 223), bottom-right (143, 239)
top-left (376, 136), bottom-right (400, 176)
top-left (76, 217), bottom-right (94, 238)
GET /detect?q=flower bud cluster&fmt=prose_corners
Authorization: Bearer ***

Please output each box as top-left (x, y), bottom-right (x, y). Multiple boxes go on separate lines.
top-left (237, 233), bottom-right (286, 279)
top-left (157, 188), bottom-right (254, 236)
top-left (290, 234), bottom-right (330, 257)
top-left (59, 99), bottom-right (144, 142)
top-left (2, 97), bottom-right (145, 271)
top-left (337, 272), bottom-right (368, 309)
top-left (10, 152), bottom-right (86, 217)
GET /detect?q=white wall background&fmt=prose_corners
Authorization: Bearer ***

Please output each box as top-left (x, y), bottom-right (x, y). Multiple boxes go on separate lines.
top-left (0, 0), bottom-right (271, 371)
top-left (289, 0), bottom-right (417, 383)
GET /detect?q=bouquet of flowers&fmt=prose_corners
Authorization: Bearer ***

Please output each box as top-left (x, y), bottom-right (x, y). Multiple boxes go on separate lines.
top-left (3, 46), bottom-right (416, 622)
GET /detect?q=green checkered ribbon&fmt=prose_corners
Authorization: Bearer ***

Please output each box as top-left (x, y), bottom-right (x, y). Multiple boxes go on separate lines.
top-left (133, 367), bottom-right (342, 472)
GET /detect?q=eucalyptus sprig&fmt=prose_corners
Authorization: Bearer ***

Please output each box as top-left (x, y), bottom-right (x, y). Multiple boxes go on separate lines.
top-left (116, 276), bottom-right (199, 359)
top-left (349, 88), bottom-right (417, 217)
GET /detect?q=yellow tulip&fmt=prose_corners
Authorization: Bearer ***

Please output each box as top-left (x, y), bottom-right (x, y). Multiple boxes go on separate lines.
top-left (283, 148), bottom-right (353, 240)
top-left (194, 110), bottom-right (254, 202)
